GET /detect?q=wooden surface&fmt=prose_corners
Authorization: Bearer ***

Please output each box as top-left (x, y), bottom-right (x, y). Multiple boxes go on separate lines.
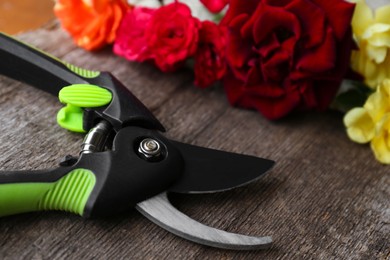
top-left (0, 0), bottom-right (54, 34)
top-left (0, 26), bottom-right (389, 260)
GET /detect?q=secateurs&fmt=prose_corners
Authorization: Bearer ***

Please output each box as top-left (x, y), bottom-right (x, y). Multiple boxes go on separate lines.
top-left (0, 33), bottom-right (274, 250)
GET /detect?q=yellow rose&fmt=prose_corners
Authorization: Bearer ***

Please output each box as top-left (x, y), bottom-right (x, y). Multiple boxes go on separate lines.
top-left (350, 0), bottom-right (390, 88)
top-left (344, 79), bottom-right (390, 163)
top-left (371, 114), bottom-right (390, 163)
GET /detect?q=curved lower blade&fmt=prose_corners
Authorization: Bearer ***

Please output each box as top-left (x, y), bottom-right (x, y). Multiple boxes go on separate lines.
top-left (168, 141), bottom-right (275, 193)
top-left (136, 192), bottom-right (272, 250)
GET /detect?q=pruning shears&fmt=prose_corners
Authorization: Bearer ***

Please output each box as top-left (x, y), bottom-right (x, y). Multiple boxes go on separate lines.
top-left (0, 33), bottom-right (274, 250)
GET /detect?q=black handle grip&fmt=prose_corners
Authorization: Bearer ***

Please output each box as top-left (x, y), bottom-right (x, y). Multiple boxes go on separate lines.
top-left (0, 126), bottom-right (183, 218)
top-left (0, 32), bottom-right (165, 132)
top-left (0, 32), bottom-right (95, 95)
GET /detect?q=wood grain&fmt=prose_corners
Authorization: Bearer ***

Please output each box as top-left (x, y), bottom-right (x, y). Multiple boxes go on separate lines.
top-left (0, 26), bottom-right (388, 260)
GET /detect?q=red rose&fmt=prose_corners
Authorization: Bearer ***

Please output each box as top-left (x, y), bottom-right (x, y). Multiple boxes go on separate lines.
top-left (146, 3), bottom-right (201, 72)
top-left (221, 0), bottom-right (355, 119)
top-left (194, 21), bottom-right (227, 88)
top-left (200, 0), bottom-right (229, 13)
top-left (114, 7), bottom-right (156, 62)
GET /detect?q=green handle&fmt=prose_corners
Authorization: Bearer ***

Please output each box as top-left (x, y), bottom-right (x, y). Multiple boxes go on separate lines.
top-left (0, 169), bottom-right (96, 217)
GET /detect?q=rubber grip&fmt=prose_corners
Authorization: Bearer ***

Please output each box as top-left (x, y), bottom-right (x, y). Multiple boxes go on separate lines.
top-left (0, 168), bottom-right (95, 217)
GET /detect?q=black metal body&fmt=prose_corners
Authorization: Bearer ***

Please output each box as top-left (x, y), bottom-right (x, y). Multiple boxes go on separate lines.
top-left (0, 33), bottom-right (274, 218)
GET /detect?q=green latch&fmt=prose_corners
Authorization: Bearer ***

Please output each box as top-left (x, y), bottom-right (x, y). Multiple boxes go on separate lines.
top-left (57, 84), bottom-right (112, 133)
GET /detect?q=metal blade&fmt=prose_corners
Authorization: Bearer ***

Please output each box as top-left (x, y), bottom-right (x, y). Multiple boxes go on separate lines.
top-left (136, 192), bottom-right (272, 250)
top-left (168, 141), bottom-right (275, 193)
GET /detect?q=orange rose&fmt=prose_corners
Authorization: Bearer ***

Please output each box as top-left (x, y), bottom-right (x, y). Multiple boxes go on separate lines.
top-left (55, 0), bottom-right (131, 50)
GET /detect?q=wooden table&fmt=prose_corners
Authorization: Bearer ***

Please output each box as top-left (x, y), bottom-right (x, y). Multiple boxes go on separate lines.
top-left (0, 25), bottom-right (388, 259)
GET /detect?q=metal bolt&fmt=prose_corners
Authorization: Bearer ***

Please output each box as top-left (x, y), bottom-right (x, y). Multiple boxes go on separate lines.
top-left (81, 120), bottom-right (112, 154)
top-left (138, 138), bottom-right (161, 159)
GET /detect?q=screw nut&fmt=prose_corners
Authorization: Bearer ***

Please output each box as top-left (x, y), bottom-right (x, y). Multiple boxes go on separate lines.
top-left (138, 138), bottom-right (161, 159)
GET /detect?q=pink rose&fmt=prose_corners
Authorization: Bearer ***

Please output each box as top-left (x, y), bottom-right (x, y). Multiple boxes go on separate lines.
top-left (114, 7), bottom-right (155, 62)
top-left (114, 3), bottom-right (201, 72)
top-left (146, 3), bottom-right (201, 72)
top-left (200, 0), bottom-right (229, 13)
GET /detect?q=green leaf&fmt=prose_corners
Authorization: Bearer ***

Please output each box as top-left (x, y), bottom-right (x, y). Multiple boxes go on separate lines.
top-left (332, 81), bottom-right (374, 113)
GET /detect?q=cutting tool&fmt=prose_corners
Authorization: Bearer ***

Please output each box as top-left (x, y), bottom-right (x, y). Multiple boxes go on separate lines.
top-left (0, 33), bottom-right (274, 250)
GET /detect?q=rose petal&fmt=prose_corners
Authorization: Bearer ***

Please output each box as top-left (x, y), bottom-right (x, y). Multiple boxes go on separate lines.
top-left (264, 0), bottom-right (291, 7)
top-left (223, 71), bottom-right (248, 104)
top-left (363, 23), bottom-right (390, 37)
top-left (200, 0), bottom-right (229, 13)
top-left (226, 14), bottom-right (253, 69)
top-left (366, 45), bottom-right (387, 64)
top-left (299, 82), bottom-right (318, 109)
top-left (261, 49), bottom-right (290, 82)
top-left (247, 3), bottom-right (301, 44)
top-left (311, 79), bottom-right (342, 110)
top-left (285, 0), bottom-right (326, 48)
top-left (334, 29), bottom-right (355, 78)
top-left (113, 7), bottom-right (155, 62)
top-left (146, 2), bottom-right (201, 72)
top-left (256, 34), bottom-right (280, 58)
top-left (376, 4), bottom-right (390, 25)
top-left (371, 115), bottom-right (390, 164)
top-left (246, 64), bottom-right (264, 87)
top-left (297, 28), bottom-right (336, 73)
top-left (367, 33), bottom-right (390, 48)
top-left (223, 72), bottom-right (300, 119)
top-left (311, 0), bottom-right (355, 40)
top-left (194, 21), bottom-right (227, 88)
top-left (344, 107), bottom-right (375, 143)
top-left (221, 0), bottom-right (259, 25)
top-left (350, 0), bottom-right (374, 36)
top-left (364, 81), bottom-right (390, 122)
top-left (248, 86), bottom-right (301, 119)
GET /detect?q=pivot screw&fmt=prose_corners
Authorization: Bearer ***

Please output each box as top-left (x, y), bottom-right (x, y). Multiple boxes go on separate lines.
top-left (138, 138), bottom-right (162, 160)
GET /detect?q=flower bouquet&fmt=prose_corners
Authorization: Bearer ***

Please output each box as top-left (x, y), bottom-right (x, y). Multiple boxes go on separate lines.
top-left (54, 0), bottom-right (390, 164)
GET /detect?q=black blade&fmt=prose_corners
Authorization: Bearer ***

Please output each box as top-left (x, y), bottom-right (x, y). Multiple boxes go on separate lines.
top-left (168, 141), bottom-right (275, 193)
